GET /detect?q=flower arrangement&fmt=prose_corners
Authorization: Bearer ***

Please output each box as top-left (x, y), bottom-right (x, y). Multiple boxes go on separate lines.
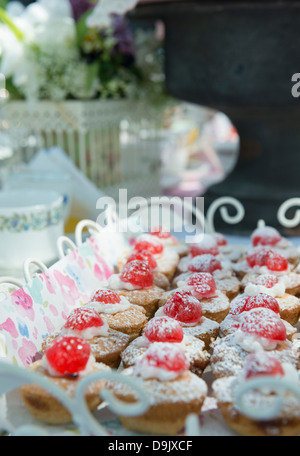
top-left (0, 0), bottom-right (166, 102)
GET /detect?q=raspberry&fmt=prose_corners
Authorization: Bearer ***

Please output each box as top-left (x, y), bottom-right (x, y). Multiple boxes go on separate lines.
top-left (45, 336), bottom-right (91, 376)
top-left (244, 352), bottom-right (285, 379)
top-left (254, 274), bottom-right (279, 288)
top-left (246, 247), bottom-right (288, 272)
top-left (187, 254), bottom-right (222, 274)
top-left (251, 226), bottom-right (282, 247)
top-left (149, 226), bottom-right (172, 239)
top-left (265, 251), bottom-right (288, 272)
top-left (91, 289), bottom-right (121, 304)
top-left (240, 308), bottom-right (286, 342)
top-left (190, 245), bottom-right (219, 257)
top-left (163, 290), bottom-right (202, 325)
top-left (120, 260), bottom-right (154, 288)
top-left (186, 272), bottom-right (217, 298)
top-left (190, 234), bottom-right (219, 257)
top-left (213, 232), bottom-right (228, 246)
top-left (64, 307), bottom-right (105, 331)
top-left (126, 250), bottom-right (157, 270)
top-left (246, 247), bottom-right (271, 268)
top-left (134, 234), bottom-right (163, 255)
top-left (138, 342), bottom-right (189, 373)
top-left (144, 316), bottom-right (184, 343)
top-left (243, 293), bottom-right (280, 314)
top-left (229, 293), bottom-right (280, 316)
top-left (229, 294), bottom-right (252, 315)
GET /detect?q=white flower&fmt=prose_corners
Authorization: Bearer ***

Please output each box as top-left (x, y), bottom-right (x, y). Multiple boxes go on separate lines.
top-left (0, 0), bottom-right (141, 101)
top-left (0, 25), bottom-right (25, 78)
top-left (13, 53), bottom-right (40, 100)
top-left (38, 0), bottom-right (73, 19)
top-left (5, 2), bottom-right (25, 18)
top-left (34, 18), bottom-right (77, 51)
top-left (86, 0), bottom-right (139, 28)
top-left (5, 0), bottom-right (75, 42)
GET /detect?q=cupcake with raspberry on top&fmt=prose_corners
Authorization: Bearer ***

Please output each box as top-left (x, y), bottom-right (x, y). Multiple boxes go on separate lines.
top-left (110, 342), bottom-right (208, 435)
top-left (155, 289), bottom-right (219, 350)
top-left (88, 288), bottom-right (148, 341)
top-left (219, 292), bottom-right (297, 341)
top-left (159, 272), bottom-right (230, 323)
top-left (121, 315), bottom-right (210, 376)
top-left (211, 307), bottom-right (299, 379)
top-left (41, 306), bottom-right (131, 367)
top-left (20, 336), bottom-right (110, 425)
top-left (213, 352), bottom-right (300, 436)
top-left (173, 253), bottom-right (240, 300)
top-left (101, 259), bottom-right (165, 318)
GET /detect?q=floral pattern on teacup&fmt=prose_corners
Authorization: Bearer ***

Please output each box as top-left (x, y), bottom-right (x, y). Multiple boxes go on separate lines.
top-left (0, 207), bottom-right (64, 233)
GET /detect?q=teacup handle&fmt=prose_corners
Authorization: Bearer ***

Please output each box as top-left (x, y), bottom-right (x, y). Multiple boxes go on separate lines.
top-left (57, 236), bottom-right (77, 259)
top-left (0, 277), bottom-right (24, 302)
top-left (23, 258), bottom-right (48, 284)
top-left (75, 220), bottom-right (103, 247)
top-left (0, 277), bottom-right (24, 289)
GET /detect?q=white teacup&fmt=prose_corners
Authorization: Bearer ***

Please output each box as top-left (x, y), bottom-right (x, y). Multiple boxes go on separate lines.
top-left (4, 170), bottom-right (72, 221)
top-left (0, 189), bottom-right (64, 274)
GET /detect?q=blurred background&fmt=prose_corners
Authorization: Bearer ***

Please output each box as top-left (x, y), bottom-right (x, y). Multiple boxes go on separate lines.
top-left (10, 1), bottom-right (295, 278)
top-left (1, 0), bottom-right (300, 279)
top-left (0, 2), bottom-right (239, 219)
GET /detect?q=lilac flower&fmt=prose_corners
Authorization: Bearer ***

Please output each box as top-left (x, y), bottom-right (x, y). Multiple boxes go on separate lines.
top-left (112, 14), bottom-right (135, 57)
top-left (68, 0), bottom-right (95, 22)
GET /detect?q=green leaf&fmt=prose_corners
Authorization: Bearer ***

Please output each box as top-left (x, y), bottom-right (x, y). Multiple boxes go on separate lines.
top-left (85, 60), bottom-right (100, 93)
top-left (75, 10), bottom-right (93, 47)
top-left (0, 8), bottom-right (24, 41)
top-left (4, 78), bottom-right (23, 99)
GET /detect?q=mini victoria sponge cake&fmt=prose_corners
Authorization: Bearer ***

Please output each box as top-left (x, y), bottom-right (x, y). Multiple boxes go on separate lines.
top-left (219, 293), bottom-right (298, 342)
top-left (87, 289), bottom-right (148, 341)
top-left (20, 336), bottom-right (110, 425)
top-left (211, 307), bottom-right (300, 379)
top-left (212, 352), bottom-right (300, 436)
top-left (109, 342), bottom-right (208, 435)
top-left (173, 253), bottom-right (240, 301)
top-left (155, 290), bottom-right (220, 350)
top-left (118, 233), bottom-right (180, 283)
top-left (241, 273), bottom-right (300, 326)
top-left (121, 316), bottom-right (210, 377)
top-left (250, 225), bottom-right (300, 265)
top-left (117, 247), bottom-right (171, 291)
top-left (41, 306), bottom-right (131, 368)
top-left (182, 232), bottom-right (244, 266)
top-left (159, 272), bottom-right (230, 324)
top-left (101, 260), bottom-right (165, 319)
top-left (132, 233), bottom-right (180, 281)
top-left (234, 247), bottom-right (300, 296)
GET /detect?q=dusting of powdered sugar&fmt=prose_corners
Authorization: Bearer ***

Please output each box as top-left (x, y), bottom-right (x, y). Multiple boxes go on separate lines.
top-left (198, 290), bottom-right (230, 314)
top-left (210, 333), bottom-right (299, 379)
top-left (212, 362), bottom-right (300, 424)
top-left (87, 295), bottom-right (132, 315)
top-left (110, 367), bottom-right (207, 406)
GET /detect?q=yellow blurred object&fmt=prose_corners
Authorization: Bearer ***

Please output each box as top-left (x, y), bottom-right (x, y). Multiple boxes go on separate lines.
top-left (64, 217), bottom-right (82, 235)
top-left (186, 128), bottom-right (199, 146)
